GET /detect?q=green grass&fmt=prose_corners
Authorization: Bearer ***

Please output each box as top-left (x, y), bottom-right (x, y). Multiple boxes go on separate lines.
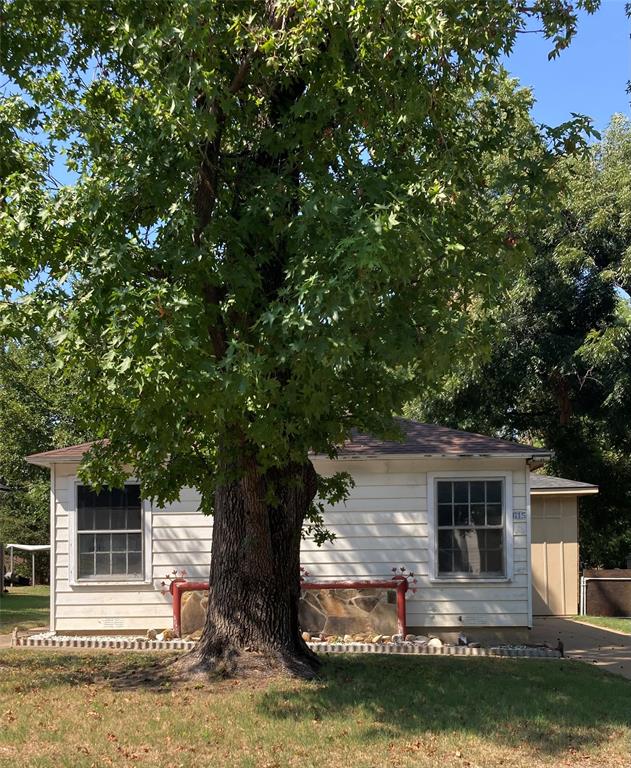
top-left (573, 615), bottom-right (631, 634)
top-left (0, 650), bottom-right (629, 768)
top-left (0, 585), bottom-right (50, 632)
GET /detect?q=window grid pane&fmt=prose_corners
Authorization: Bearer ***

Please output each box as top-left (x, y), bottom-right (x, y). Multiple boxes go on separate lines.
top-left (436, 480), bottom-right (505, 577)
top-left (77, 485), bottom-right (142, 579)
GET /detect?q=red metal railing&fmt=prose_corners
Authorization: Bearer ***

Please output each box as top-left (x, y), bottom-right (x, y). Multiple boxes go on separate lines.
top-left (169, 576), bottom-right (408, 638)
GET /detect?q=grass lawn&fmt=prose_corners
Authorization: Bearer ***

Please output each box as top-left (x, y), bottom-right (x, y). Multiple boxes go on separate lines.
top-left (0, 651), bottom-right (629, 768)
top-left (0, 585), bottom-right (50, 633)
top-left (573, 615), bottom-right (631, 635)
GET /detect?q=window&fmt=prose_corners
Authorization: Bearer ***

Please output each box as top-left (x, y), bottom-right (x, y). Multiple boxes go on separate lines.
top-left (76, 484), bottom-right (143, 580)
top-left (436, 479), bottom-right (504, 577)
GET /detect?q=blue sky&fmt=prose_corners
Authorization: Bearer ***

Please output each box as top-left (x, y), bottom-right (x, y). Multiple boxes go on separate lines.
top-left (505, 1), bottom-right (630, 135)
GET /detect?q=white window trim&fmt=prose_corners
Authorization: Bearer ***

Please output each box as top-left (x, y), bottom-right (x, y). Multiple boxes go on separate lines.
top-left (427, 470), bottom-right (514, 583)
top-left (68, 477), bottom-right (153, 587)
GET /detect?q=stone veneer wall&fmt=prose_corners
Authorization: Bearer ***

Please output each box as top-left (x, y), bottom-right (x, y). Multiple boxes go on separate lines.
top-left (179, 587), bottom-right (398, 638)
top-left (299, 588), bottom-right (397, 637)
top-left (180, 591), bottom-right (208, 636)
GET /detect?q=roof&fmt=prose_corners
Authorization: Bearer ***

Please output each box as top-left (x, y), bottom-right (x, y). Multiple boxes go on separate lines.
top-left (530, 474), bottom-right (598, 496)
top-left (337, 419), bottom-right (551, 459)
top-left (26, 420), bottom-right (551, 467)
top-left (6, 543), bottom-right (51, 552)
top-left (26, 441), bottom-right (102, 467)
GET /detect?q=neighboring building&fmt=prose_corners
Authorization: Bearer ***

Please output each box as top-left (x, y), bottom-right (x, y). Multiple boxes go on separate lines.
top-left (26, 420), bottom-right (597, 634)
top-left (530, 475), bottom-right (598, 616)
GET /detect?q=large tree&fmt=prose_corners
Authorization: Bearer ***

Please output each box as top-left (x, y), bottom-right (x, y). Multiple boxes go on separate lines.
top-left (0, 1), bottom-right (596, 676)
top-left (410, 115), bottom-right (631, 568)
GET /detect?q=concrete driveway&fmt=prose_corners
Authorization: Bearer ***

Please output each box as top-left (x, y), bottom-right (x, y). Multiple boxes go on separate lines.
top-left (530, 617), bottom-right (631, 679)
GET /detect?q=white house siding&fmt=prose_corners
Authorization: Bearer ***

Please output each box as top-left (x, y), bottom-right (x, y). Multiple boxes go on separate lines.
top-left (51, 456), bottom-right (530, 632)
top-left (308, 456), bottom-right (531, 631)
top-left (52, 463), bottom-right (212, 632)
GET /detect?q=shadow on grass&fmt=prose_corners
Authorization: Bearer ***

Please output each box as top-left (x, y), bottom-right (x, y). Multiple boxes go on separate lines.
top-left (258, 655), bottom-right (631, 757)
top-left (0, 651), bottom-right (177, 692)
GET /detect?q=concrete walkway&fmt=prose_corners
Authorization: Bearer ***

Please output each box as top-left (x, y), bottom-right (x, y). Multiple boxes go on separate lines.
top-left (530, 617), bottom-right (631, 680)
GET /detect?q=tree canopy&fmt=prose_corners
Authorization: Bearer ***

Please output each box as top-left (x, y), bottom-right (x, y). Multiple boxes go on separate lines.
top-left (0, 335), bottom-right (87, 579)
top-left (1, 1), bottom-right (597, 501)
top-left (410, 115), bottom-right (631, 568)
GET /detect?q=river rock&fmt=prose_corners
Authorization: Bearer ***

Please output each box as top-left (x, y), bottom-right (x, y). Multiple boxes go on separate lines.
top-left (427, 637), bottom-right (443, 648)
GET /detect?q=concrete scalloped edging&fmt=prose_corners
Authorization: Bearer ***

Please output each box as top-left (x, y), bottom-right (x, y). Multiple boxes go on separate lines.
top-left (11, 634), bottom-right (561, 658)
top-left (309, 642), bottom-right (561, 657)
top-left (13, 635), bottom-right (196, 651)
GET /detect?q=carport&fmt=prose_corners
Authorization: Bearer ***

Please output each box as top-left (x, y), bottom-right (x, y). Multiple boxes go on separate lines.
top-left (5, 543), bottom-right (51, 586)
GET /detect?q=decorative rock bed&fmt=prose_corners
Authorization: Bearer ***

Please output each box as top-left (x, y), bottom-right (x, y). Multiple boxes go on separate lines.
top-left (13, 631), bottom-right (562, 658)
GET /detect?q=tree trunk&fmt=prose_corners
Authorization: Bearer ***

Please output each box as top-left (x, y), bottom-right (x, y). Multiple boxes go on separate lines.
top-left (186, 458), bottom-right (321, 679)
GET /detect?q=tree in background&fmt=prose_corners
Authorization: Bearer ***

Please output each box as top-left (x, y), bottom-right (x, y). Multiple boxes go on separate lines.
top-left (0, 1), bottom-right (596, 676)
top-left (410, 115), bottom-right (631, 569)
top-left (0, 338), bottom-right (87, 581)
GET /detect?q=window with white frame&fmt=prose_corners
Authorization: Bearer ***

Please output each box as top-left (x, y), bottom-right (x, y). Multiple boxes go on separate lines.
top-left (436, 479), bottom-right (504, 577)
top-left (76, 484), bottom-right (143, 580)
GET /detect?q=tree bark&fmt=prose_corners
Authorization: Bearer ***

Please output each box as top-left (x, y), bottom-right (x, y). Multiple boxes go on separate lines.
top-left (185, 457), bottom-right (321, 679)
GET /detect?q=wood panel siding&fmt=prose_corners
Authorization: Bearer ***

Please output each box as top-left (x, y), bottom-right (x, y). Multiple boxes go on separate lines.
top-left (531, 495), bottom-right (579, 616)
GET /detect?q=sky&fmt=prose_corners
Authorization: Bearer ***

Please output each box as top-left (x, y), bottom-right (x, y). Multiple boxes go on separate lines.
top-left (505, 0), bottom-right (630, 135)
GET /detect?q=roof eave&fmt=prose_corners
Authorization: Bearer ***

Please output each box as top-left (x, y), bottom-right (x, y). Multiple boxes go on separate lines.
top-left (531, 486), bottom-right (599, 496)
top-left (25, 456), bottom-right (80, 468)
top-left (316, 451), bottom-right (553, 461)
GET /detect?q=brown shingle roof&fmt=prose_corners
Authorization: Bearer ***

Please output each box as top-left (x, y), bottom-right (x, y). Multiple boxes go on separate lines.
top-left (337, 419), bottom-right (550, 458)
top-left (25, 441), bottom-right (103, 466)
top-left (530, 474), bottom-right (598, 495)
top-left (26, 420), bottom-right (550, 466)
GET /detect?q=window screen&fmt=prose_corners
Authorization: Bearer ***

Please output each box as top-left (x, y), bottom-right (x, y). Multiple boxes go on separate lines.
top-left (77, 485), bottom-right (143, 579)
top-left (436, 480), bottom-right (504, 577)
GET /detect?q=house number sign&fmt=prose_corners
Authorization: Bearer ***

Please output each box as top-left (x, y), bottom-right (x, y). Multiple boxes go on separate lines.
top-left (512, 510), bottom-right (527, 521)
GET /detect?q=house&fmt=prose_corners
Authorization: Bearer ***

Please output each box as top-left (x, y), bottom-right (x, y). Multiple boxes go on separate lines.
top-left (26, 420), bottom-right (597, 636)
